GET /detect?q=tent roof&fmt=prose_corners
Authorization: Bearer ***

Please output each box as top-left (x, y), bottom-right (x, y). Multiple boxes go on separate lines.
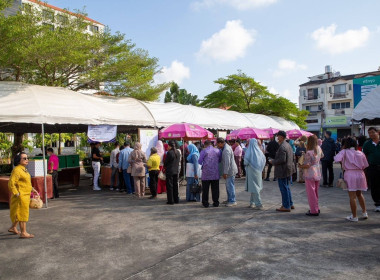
top-left (0, 82), bottom-right (300, 133)
top-left (0, 82), bottom-right (155, 131)
top-left (353, 86), bottom-right (380, 121)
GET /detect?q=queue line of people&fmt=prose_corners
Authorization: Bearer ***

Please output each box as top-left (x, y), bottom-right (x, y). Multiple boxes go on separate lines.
top-left (7, 127), bottom-right (379, 238)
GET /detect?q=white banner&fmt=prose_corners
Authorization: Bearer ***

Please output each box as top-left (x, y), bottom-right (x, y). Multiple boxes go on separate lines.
top-left (88, 125), bottom-right (117, 142)
top-left (139, 128), bottom-right (158, 158)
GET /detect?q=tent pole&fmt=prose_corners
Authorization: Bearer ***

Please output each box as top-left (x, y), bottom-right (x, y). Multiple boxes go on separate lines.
top-left (182, 138), bottom-right (186, 182)
top-left (41, 124), bottom-right (48, 208)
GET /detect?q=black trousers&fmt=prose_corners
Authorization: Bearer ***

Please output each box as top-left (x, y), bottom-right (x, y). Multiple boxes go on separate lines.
top-left (166, 174), bottom-right (179, 204)
top-left (369, 165), bottom-right (380, 206)
top-left (149, 170), bottom-right (159, 197)
top-left (118, 170), bottom-right (125, 190)
top-left (52, 170), bottom-right (59, 198)
top-left (202, 180), bottom-right (219, 207)
top-left (321, 160), bottom-right (334, 185)
top-left (266, 162), bottom-right (274, 179)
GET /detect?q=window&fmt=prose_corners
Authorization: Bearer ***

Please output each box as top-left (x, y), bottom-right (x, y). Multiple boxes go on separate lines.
top-left (89, 25), bottom-right (99, 33)
top-left (305, 105), bottom-right (319, 112)
top-left (328, 87), bottom-right (332, 94)
top-left (332, 102), bottom-right (350, 109)
top-left (23, 3), bottom-right (32, 13)
top-left (348, 84), bottom-right (352, 91)
top-left (43, 23), bottom-right (55, 31)
top-left (57, 14), bottom-right (68, 25)
top-left (334, 84), bottom-right (346, 93)
top-left (307, 88), bottom-right (318, 100)
top-left (43, 10), bottom-right (55, 21)
top-left (306, 119), bottom-right (318, 124)
top-left (321, 88), bottom-right (324, 94)
top-left (303, 89), bottom-right (306, 97)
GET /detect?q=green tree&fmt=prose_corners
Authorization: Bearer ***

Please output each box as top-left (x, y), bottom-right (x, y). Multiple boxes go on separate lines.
top-left (199, 70), bottom-right (273, 111)
top-left (0, 1), bottom-right (169, 101)
top-left (164, 82), bottom-right (200, 105)
top-left (199, 71), bottom-right (308, 128)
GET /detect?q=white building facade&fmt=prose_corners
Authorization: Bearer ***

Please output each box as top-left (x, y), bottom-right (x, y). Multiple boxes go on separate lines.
top-left (5, 0), bottom-right (104, 34)
top-left (299, 66), bottom-right (380, 139)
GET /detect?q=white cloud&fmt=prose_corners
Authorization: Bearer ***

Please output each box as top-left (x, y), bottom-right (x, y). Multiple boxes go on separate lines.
top-left (196, 20), bottom-right (256, 62)
top-left (273, 59), bottom-right (307, 77)
top-left (192, 0), bottom-right (277, 11)
top-left (155, 60), bottom-right (190, 85)
top-left (311, 24), bottom-right (370, 55)
top-left (269, 87), bottom-right (298, 104)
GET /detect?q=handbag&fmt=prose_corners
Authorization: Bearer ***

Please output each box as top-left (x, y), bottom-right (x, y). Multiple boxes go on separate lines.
top-left (336, 151), bottom-right (348, 190)
top-left (158, 170), bottom-right (166, 181)
top-left (30, 193), bottom-right (43, 209)
top-left (190, 180), bottom-right (202, 194)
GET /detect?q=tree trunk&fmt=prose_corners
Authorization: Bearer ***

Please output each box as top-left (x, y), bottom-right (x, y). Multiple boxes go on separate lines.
top-left (11, 133), bottom-right (24, 159)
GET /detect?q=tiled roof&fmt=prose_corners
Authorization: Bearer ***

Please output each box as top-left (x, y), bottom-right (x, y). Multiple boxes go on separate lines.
top-left (299, 71), bottom-right (380, 87)
top-left (27, 0), bottom-right (104, 26)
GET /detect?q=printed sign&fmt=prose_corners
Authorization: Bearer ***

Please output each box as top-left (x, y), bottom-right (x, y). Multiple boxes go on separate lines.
top-left (139, 128), bottom-right (159, 158)
top-left (87, 125), bottom-right (117, 142)
top-left (353, 75), bottom-right (380, 107)
top-left (325, 116), bottom-right (348, 126)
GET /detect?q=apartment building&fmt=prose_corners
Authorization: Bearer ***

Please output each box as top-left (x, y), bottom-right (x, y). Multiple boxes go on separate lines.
top-left (4, 0), bottom-right (104, 34)
top-left (299, 66), bottom-right (380, 139)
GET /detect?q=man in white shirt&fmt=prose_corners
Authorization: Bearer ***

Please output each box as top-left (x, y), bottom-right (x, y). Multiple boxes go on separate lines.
top-left (110, 142), bottom-right (120, 190)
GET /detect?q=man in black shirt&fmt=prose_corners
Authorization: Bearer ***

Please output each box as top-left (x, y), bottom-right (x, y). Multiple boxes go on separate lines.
top-left (321, 131), bottom-right (336, 187)
top-left (265, 137), bottom-right (280, 181)
top-left (91, 142), bottom-right (103, 191)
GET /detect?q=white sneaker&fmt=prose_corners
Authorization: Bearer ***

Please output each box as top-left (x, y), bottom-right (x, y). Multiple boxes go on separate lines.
top-left (346, 215), bottom-right (358, 222)
top-left (362, 212), bottom-right (369, 219)
top-left (226, 202), bottom-right (237, 207)
top-left (115, 188), bottom-right (120, 191)
top-left (375, 206), bottom-right (380, 212)
top-left (93, 187), bottom-right (101, 191)
top-left (110, 188), bottom-right (114, 191)
top-left (251, 205), bottom-right (264, 210)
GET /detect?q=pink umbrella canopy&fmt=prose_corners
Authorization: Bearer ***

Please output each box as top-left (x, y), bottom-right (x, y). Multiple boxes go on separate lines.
top-left (159, 123), bottom-right (214, 140)
top-left (286, 129), bottom-right (314, 140)
top-left (263, 128), bottom-right (280, 138)
top-left (226, 127), bottom-right (270, 140)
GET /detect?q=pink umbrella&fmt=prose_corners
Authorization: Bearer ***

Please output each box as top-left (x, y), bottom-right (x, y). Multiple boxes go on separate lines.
top-left (226, 127), bottom-right (270, 140)
top-left (159, 123), bottom-right (213, 140)
top-left (286, 129), bottom-right (314, 140)
top-left (263, 128), bottom-right (280, 138)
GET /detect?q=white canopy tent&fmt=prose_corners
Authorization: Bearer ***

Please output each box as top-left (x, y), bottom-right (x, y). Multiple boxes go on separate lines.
top-left (0, 82), bottom-right (300, 131)
top-left (0, 82), bottom-right (155, 131)
top-left (143, 102), bottom-right (300, 130)
top-left (353, 86), bottom-right (380, 121)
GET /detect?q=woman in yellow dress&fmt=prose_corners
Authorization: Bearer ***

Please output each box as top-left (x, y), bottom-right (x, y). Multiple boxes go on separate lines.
top-left (8, 152), bottom-right (38, 238)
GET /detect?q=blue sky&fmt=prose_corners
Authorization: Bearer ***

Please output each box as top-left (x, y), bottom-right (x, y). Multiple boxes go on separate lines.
top-left (47, 0), bottom-right (380, 105)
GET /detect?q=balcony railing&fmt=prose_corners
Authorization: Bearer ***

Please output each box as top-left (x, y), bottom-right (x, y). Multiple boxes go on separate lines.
top-left (332, 92), bottom-right (348, 99)
top-left (334, 109), bottom-right (345, 116)
top-left (308, 111), bottom-right (319, 116)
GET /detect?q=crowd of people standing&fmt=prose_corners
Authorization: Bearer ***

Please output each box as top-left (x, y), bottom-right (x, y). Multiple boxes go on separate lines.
top-left (7, 127), bottom-right (379, 237)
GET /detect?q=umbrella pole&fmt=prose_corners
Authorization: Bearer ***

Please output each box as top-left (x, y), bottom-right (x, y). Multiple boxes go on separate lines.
top-left (41, 124), bottom-right (48, 208)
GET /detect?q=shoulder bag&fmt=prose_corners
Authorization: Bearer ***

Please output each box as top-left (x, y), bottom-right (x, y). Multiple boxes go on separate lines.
top-left (336, 151), bottom-right (348, 190)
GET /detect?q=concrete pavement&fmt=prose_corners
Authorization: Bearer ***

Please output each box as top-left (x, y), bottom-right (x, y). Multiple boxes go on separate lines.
top-left (1, 164), bottom-right (379, 280)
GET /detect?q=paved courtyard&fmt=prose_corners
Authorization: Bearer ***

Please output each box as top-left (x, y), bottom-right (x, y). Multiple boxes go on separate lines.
top-left (1, 164), bottom-right (380, 280)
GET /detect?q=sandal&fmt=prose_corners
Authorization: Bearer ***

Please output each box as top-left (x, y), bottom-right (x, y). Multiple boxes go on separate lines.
top-left (19, 233), bottom-right (35, 239)
top-left (8, 228), bottom-right (20, 235)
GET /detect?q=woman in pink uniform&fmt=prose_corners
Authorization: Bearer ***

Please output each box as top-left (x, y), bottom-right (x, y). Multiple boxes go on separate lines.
top-left (334, 137), bottom-right (369, 222)
top-left (299, 135), bottom-right (324, 216)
